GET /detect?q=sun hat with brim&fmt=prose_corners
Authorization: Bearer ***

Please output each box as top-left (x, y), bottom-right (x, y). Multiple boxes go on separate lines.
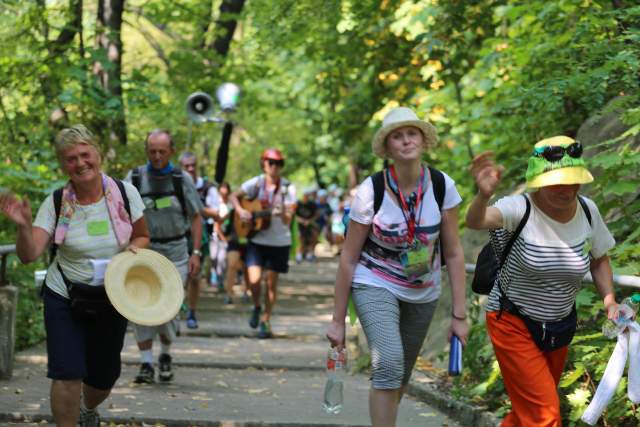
top-left (525, 136), bottom-right (594, 189)
top-left (372, 107), bottom-right (438, 158)
top-left (104, 248), bottom-right (184, 326)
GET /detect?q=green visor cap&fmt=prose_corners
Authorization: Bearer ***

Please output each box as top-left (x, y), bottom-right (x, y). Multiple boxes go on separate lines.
top-left (525, 136), bottom-right (594, 188)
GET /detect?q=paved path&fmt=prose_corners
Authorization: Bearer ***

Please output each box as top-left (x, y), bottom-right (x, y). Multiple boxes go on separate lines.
top-left (1, 258), bottom-right (461, 426)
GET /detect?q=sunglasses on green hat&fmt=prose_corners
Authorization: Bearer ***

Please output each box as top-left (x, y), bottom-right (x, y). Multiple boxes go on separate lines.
top-left (533, 142), bottom-right (583, 163)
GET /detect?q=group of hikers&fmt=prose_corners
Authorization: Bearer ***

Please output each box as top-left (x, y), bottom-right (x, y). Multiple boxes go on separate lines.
top-left (0, 105), bottom-right (622, 427)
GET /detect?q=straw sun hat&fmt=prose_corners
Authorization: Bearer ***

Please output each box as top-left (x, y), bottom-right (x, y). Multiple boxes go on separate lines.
top-left (372, 107), bottom-right (438, 158)
top-left (104, 249), bottom-right (184, 326)
top-left (525, 136), bottom-right (594, 189)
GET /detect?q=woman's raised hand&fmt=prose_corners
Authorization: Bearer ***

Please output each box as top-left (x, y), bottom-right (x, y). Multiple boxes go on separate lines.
top-left (0, 192), bottom-right (32, 227)
top-left (471, 152), bottom-right (504, 198)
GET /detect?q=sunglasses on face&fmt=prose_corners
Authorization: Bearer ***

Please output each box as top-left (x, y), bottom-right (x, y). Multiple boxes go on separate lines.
top-left (533, 142), bottom-right (583, 162)
top-left (266, 159), bottom-right (284, 167)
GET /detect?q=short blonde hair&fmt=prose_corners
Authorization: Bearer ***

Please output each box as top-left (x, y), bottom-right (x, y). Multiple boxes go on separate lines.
top-left (55, 125), bottom-right (102, 163)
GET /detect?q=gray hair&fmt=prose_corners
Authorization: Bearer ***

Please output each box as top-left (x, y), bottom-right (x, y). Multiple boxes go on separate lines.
top-left (55, 124), bottom-right (101, 163)
top-left (179, 151), bottom-right (197, 164)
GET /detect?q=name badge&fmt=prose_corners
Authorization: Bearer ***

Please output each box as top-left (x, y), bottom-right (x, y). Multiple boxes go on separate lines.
top-left (155, 197), bottom-right (173, 209)
top-left (400, 244), bottom-right (430, 279)
top-left (87, 220), bottom-right (110, 236)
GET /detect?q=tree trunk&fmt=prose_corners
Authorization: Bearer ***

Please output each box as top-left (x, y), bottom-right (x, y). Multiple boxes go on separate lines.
top-left (94, 0), bottom-right (127, 146)
top-left (209, 0), bottom-right (245, 58)
top-left (39, 0), bottom-right (82, 135)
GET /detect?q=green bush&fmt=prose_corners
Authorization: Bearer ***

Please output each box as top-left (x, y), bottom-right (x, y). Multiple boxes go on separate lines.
top-left (8, 256), bottom-right (46, 350)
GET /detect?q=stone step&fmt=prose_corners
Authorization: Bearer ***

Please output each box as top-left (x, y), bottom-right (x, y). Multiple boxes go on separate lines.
top-left (1, 363), bottom-right (460, 427)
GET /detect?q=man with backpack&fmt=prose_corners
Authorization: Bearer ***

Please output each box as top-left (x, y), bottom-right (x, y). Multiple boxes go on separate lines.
top-left (126, 129), bottom-right (203, 384)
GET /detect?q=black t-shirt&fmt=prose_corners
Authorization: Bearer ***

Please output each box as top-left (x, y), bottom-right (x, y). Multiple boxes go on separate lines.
top-left (296, 200), bottom-right (317, 220)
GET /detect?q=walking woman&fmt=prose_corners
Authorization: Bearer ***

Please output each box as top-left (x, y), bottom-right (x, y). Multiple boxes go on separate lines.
top-left (466, 136), bottom-right (619, 426)
top-left (0, 125), bottom-right (149, 426)
top-left (326, 107), bottom-right (468, 426)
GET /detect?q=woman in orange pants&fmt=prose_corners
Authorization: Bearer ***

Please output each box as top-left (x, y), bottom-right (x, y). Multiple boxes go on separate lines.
top-left (466, 136), bottom-right (620, 426)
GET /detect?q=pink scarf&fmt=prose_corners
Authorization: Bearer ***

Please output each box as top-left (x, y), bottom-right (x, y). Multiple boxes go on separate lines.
top-left (53, 173), bottom-right (132, 246)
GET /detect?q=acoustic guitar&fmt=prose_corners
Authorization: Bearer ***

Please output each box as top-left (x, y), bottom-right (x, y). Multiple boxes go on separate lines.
top-left (234, 199), bottom-right (272, 239)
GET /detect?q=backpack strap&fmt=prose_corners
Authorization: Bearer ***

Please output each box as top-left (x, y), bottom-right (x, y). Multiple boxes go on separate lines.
top-left (114, 178), bottom-right (131, 218)
top-left (131, 167), bottom-right (141, 191)
top-left (427, 166), bottom-right (447, 265)
top-left (371, 170), bottom-right (385, 215)
top-left (172, 168), bottom-right (187, 219)
top-left (427, 166), bottom-right (445, 211)
top-left (496, 195), bottom-right (531, 317)
top-left (49, 188), bottom-right (64, 262)
top-left (577, 195), bottom-right (592, 226)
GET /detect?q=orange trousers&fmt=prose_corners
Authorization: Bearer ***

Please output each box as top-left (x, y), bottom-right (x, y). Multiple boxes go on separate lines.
top-left (486, 311), bottom-right (569, 427)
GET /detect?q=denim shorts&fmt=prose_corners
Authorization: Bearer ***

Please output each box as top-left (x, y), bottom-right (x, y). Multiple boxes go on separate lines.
top-left (245, 242), bottom-right (290, 273)
top-left (43, 286), bottom-right (127, 390)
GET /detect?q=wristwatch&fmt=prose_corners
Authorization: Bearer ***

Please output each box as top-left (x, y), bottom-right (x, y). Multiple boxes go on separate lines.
top-left (192, 249), bottom-right (202, 256)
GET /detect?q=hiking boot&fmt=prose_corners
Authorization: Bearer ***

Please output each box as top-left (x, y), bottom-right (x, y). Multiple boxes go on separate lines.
top-left (79, 406), bottom-right (100, 427)
top-left (257, 321), bottom-right (272, 339)
top-left (186, 310), bottom-right (198, 329)
top-left (249, 306), bottom-right (261, 329)
top-left (223, 295), bottom-right (233, 305)
top-left (134, 362), bottom-right (154, 384)
top-left (158, 353), bottom-right (174, 382)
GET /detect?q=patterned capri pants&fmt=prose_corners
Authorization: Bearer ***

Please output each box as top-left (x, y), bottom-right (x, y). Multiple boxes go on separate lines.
top-left (351, 283), bottom-right (438, 390)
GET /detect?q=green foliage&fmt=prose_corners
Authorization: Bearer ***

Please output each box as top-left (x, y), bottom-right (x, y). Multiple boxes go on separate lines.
top-left (8, 256), bottom-right (46, 350)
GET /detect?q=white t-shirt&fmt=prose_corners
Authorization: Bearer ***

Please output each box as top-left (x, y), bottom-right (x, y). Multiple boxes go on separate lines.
top-left (349, 168), bottom-right (462, 303)
top-left (240, 175), bottom-right (296, 247)
top-left (486, 195), bottom-right (615, 321)
top-left (34, 181), bottom-right (145, 299)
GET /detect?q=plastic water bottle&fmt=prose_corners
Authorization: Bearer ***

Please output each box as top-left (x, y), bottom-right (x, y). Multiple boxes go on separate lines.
top-left (448, 335), bottom-right (463, 376)
top-left (323, 347), bottom-right (346, 414)
top-left (602, 295), bottom-right (640, 338)
top-left (341, 207), bottom-right (350, 230)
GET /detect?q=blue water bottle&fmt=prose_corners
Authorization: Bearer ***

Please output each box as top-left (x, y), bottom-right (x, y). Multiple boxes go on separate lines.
top-left (448, 335), bottom-right (462, 376)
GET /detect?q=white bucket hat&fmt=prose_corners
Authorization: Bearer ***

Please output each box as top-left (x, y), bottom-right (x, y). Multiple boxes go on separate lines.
top-left (104, 249), bottom-right (184, 326)
top-left (372, 107), bottom-right (438, 158)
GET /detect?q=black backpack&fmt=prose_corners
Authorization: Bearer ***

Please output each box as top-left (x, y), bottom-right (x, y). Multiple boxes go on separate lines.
top-left (50, 179), bottom-right (132, 262)
top-left (471, 195), bottom-right (593, 295)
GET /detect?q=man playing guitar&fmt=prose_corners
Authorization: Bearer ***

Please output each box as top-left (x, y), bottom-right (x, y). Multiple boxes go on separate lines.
top-left (230, 148), bottom-right (296, 338)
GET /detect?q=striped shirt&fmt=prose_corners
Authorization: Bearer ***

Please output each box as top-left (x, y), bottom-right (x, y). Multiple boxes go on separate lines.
top-left (485, 195), bottom-right (615, 322)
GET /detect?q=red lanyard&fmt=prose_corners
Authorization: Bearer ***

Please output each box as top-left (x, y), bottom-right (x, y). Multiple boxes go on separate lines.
top-left (389, 165), bottom-right (424, 245)
top-left (260, 176), bottom-right (280, 208)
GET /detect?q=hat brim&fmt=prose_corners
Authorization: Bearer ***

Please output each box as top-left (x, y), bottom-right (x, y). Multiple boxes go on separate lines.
top-left (105, 248), bottom-right (184, 326)
top-left (372, 120), bottom-right (438, 158)
top-left (526, 166), bottom-right (594, 189)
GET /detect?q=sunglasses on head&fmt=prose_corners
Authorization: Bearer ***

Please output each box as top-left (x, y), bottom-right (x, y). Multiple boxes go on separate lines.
top-left (266, 159), bottom-right (284, 167)
top-left (533, 142), bottom-right (583, 162)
